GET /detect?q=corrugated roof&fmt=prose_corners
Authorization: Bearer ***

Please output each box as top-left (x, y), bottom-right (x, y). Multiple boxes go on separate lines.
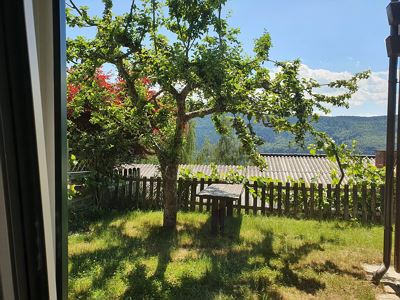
top-left (122, 155), bottom-right (375, 185)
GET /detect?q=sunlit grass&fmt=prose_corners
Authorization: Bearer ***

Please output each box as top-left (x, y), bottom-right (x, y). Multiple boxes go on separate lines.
top-left (69, 211), bottom-right (385, 299)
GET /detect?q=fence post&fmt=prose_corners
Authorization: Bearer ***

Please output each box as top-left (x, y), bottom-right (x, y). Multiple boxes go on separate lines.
top-left (128, 177), bottom-right (133, 208)
top-left (309, 183), bottom-right (315, 217)
top-left (326, 184), bottom-right (332, 218)
top-left (183, 180), bottom-right (189, 211)
top-left (261, 183), bottom-right (266, 215)
top-left (121, 170), bottom-right (127, 205)
top-left (135, 176), bottom-right (140, 209)
top-left (293, 183), bottom-right (299, 216)
top-left (269, 182), bottom-right (274, 214)
top-left (253, 181), bottom-right (258, 215)
top-left (318, 183), bottom-right (323, 220)
top-left (199, 178), bottom-right (205, 212)
top-left (335, 185), bottom-right (340, 218)
top-left (343, 185), bottom-right (349, 220)
top-left (352, 185), bottom-right (358, 220)
top-left (114, 175), bottom-right (120, 207)
top-left (285, 182), bottom-right (290, 216)
top-left (245, 184), bottom-right (250, 214)
top-left (190, 178), bottom-right (197, 212)
top-left (156, 177), bottom-right (162, 209)
top-left (276, 182), bottom-right (282, 215)
top-left (207, 178), bottom-right (212, 211)
top-left (142, 177), bottom-right (147, 209)
top-left (149, 177), bottom-right (154, 209)
top-left (302, 183), bottom-right (307, 217)
top-left (362, 184), bottom-right (368, 223)
top-left (371, 183), bottom-right (376, 223)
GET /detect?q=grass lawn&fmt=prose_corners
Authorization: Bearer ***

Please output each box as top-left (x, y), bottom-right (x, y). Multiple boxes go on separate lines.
top-left (69, 210), bottom-right (386, 299)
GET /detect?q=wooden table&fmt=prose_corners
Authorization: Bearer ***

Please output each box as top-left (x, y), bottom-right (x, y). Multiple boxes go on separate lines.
top-left (197, 184), bottom-right (243, 234)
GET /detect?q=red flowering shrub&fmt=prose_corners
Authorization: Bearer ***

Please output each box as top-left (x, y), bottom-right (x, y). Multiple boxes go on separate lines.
top-left (67, 67), bottom-right (150, 174)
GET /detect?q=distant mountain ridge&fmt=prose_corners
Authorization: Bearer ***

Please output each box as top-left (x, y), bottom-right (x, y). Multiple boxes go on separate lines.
top-left (194, 115), bottom-right (387, 155)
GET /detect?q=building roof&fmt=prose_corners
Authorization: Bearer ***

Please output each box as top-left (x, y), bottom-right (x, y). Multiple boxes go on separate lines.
top-left (123, 154), bottom-right (375, 185)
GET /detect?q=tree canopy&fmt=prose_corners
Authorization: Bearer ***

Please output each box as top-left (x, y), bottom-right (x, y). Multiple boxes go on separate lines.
top-left (66, 0), bottom-right (369, 228)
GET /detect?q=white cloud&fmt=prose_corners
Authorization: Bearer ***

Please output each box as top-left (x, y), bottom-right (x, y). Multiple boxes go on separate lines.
top-left (299, 64), bottom-right (387, 109)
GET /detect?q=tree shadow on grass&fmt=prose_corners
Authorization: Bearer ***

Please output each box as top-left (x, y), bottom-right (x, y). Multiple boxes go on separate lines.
top-left (277, 262), bottom-right (325, 295)
top-left (121, 215), bottom-right (250, 299)
top-left (149, 227), bottom-right (176, 280)
top-left (307, 260), bottom-right (365, 280)
top-left (68, 222), bottom-right (145, 298)
top-left (273, 242), bottom-right (326, 295)
top-left (70, 213), bottom-right (329, 299)
top-left (119, 214), bottom-right (285, 299)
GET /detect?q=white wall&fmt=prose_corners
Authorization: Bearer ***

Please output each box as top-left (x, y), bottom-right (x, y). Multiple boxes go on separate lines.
top-left (25, 0), bottom-right (57, 298)
top-left (32, 0), bottom-right (56, 249)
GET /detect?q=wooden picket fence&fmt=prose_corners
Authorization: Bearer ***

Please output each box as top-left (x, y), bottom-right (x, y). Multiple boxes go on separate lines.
top-left (104, 172), bottom-right (386, 223)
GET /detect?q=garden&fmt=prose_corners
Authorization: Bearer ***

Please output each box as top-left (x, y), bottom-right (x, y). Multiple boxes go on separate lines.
top-left (66, 0), bottom-right (388, 299)
top-left (69, 211), bottom-right (383, 299)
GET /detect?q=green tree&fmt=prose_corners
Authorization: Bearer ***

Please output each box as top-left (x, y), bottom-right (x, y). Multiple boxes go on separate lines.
top-left (195, 137), bottom-right (216, 164)
top-left (214, 117), bottom-right (249, 165)
top-left (309, 138), bottom-right (385, 186)
top-left (181, 121), bottom-right (196, 164)
top-left (67, 0), bottom-right (369, 228)
top-left (215, 133), bottom-right (247, 165)
top-left (194, 116), bottom-right (249, 165)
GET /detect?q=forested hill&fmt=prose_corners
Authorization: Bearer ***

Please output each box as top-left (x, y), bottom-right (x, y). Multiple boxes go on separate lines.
top-left (195, 115), bottom-right (387, 155)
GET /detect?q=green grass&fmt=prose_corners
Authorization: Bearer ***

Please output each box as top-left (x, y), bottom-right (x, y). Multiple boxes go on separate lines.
top-left (69, 211), bottom-right (386, 299)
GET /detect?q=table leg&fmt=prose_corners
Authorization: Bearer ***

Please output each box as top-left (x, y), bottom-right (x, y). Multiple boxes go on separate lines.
top-left (219, 198), bottom-right (226, 233)
top-left (227, 200), bottom-right (233, 217)
top-left (211, 199), bottom-right (219, 234)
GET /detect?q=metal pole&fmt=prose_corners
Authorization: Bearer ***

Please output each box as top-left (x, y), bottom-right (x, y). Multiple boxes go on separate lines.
top-left (395, 38), bottom-right (400, 272)
top-left (395, 66), bottom-right (400, 272)
top-left (373, 0), bottom-right (399, 281)
top-left (54, 0), bottom-right (68, 298)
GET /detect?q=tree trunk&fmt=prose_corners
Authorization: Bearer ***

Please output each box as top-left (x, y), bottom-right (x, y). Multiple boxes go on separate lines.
top-left (162, 162), bottom-right (179, 229)
top-left (160, 91), bottom-right (187, 229)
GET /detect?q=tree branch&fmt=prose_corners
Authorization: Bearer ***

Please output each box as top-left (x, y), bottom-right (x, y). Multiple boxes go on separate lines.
top-left (334, 151), bottom-right (345, 186)
top-left (114, 58), bottom-right (139, 99)
top-left (185, 106), bottom-right (220, 120)
top-left (148, 89), bottom-right (164, 102)
top-left (124, 0), bottom-right (136, 31)
top-left (151, 0), bottom-right (158, 54)
top-left (217, 0), bottom-right (223, 49)
top-left (180, 84), bottom-right (193, 100)
top-left (67, 0), bottom-right (98, 27)
top-left (167, 85), bottom-right (180, 98)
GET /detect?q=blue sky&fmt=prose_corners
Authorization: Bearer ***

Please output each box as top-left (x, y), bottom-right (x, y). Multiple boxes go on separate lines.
top-left (67, 0), bottom-right (389, 116)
